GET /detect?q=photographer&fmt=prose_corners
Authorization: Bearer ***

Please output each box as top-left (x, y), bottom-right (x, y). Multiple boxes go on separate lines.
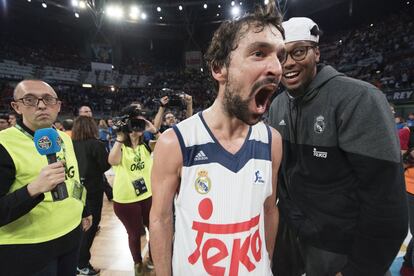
top-left (108, 105), bottom-right (156, 275)
top-left (153, 92), bottom-right (193, 133)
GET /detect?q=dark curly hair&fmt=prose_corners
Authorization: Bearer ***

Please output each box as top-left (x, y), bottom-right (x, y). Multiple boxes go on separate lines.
top-left (204, 0), bottom-right (284, 90)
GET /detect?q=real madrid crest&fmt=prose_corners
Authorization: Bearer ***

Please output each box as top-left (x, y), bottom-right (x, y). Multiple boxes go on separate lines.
top-left (194, 169), bottom-right (211, 194)
top-left (314, 115), bottom-right (326, 134)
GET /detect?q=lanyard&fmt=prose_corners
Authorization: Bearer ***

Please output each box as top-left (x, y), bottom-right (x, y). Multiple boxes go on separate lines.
top-left (132, 145), bottom-right (141, 163)
top-left (14, 124), bottom-right (67, 160)
top-left (14, 124), bottom-right (34, 140)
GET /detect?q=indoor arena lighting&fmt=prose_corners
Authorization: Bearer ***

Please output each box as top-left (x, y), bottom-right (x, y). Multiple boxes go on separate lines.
top-left (71, 0), bottom-right (79, 7)
top-left (179, 5), bottom-right (183, 11)
top-left (74, 12), bottom-right (79, 18)
top-left (42, 1), bottom-right (47, 8)
top-left (79, 1), bottom-right (86, 9)
top-left (82, 84), bottom-right (92, 88)
top-left (157, 6), bottom-right (161, 12)
top-left (106, 5), bottom-right (124, 19)
top-left (27, 0), bottom-right (32, 2)
top-left (141, 13), bottom-right (147, 20)
top-left (129, 6), bottom-right (140, 20)
top-left (203, 3), bottom-right (207, 9)
top-left (231, 1), bottom-right (235, 6)
top-left (129, 13), bottom-right (139, 20)
top-left (231, 6), bottom-right (240, 17)
top-left (264, 0), bottom-right (269, 4)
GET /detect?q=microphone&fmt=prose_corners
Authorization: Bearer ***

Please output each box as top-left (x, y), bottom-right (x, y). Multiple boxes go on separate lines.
top-left (34, 128), bottom-right (68, 201)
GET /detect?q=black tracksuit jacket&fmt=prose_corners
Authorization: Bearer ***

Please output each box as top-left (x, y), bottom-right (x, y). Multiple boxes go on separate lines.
top-left (269, 65), bottom-right (408, 275)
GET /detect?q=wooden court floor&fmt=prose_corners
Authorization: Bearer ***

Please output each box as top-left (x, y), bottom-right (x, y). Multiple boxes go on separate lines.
top-left (89, 196), bottom-right (155, 276)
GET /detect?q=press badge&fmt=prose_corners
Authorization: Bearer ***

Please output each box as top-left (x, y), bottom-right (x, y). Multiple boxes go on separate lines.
top-left (132, 177), bottom-right (148, 196)
top-left (72, 180), bottom-right (84, 200)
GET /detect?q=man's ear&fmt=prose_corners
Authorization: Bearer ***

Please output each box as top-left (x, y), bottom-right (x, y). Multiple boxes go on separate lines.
top-left (10, 102), bottom-right (22, 115)
top-left (211, 64), bottom-right (228, 84)
top-left (314, 47), bottom-right (321, 63)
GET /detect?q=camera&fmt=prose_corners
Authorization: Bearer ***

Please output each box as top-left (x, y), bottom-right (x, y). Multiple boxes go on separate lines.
top-left (112, 105), bottom-right (146, 133)
top-left (154, 88), bottom-right (185, 107)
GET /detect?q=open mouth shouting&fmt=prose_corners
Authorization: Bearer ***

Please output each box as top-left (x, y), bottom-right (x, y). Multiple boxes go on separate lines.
top-left (252, 83), bottom-right (278, 114)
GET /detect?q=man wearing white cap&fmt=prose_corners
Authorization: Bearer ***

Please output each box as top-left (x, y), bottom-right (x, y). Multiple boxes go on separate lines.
top-left (269, 17), bottom-right (407, 276)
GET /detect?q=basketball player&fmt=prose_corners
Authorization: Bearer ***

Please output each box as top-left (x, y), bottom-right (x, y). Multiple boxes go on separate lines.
top-left (149, 1), bottom-right (285, 275)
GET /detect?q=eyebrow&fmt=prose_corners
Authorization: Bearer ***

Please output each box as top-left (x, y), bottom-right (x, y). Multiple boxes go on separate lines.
top-left (246, 41), bottom-right (276, 53)
top-left (18, 93), bottom-right (56, 98)
top-left (288, 42), bottom-right (315, 50)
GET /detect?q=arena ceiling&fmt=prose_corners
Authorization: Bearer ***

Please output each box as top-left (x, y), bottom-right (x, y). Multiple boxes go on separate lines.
top-left (2, 0), bottom-right (406, 26)
top-left (0, 0), bottom-right (409, 40)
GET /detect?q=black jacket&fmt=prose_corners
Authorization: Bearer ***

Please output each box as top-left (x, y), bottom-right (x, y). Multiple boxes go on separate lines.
top-left (269, 65), bottom-right (408, 275)
top-left (73, 139), bottom-right (111, 198)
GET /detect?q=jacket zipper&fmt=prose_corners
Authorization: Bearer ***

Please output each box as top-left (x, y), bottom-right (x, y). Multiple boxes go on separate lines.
top-left (285, 97), bottom-right (301, 199)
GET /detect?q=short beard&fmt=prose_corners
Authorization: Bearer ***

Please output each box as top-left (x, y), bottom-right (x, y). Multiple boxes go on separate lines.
top-left (223, 83), bottom-right (260, 126)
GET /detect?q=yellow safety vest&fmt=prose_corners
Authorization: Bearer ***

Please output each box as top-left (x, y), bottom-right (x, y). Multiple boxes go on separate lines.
top-left (0, 127), bottom-right (85, 245)
top-left (113, 144), bottom-right (152, 203)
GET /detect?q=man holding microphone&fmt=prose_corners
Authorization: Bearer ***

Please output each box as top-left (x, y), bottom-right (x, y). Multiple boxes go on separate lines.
top-left (0, 80), bottom-right (91, 276)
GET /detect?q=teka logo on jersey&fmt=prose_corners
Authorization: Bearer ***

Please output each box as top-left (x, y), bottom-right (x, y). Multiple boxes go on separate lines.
top-left (188, 198), bottom-right (262, 275)
top-left (313, 148), bottom-right (328, 159)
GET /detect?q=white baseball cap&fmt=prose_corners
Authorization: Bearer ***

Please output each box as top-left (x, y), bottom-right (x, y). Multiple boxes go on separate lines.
top-left (282, 17), bottom-right (320, 44)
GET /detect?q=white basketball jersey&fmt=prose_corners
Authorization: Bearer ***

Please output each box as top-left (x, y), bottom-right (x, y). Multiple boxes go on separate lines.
top-left (172, 112), bottom-right (273, 276)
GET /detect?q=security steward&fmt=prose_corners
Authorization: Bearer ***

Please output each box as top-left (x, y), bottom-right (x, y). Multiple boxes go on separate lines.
top-left (0, 80), bottom-right (91, 276)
